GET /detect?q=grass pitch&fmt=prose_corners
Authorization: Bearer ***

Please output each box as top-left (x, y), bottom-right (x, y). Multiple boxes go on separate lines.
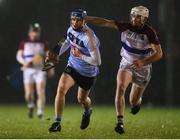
top-left (0, 105), bottom-right (180, 139)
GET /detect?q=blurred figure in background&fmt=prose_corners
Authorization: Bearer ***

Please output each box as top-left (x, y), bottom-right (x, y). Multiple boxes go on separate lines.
top-left (87, 6), bottom-right (163, 134)
top-left (16, 23), bottom-right (54, 119)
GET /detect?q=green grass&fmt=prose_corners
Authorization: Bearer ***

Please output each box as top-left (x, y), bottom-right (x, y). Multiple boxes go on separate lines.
top-left (0, 105), bottom-right (180, 139)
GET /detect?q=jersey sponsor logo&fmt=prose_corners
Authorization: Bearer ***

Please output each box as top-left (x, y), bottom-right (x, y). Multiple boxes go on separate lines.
top-left (126, 31), bottom-right (146, 44)
top-left (68, 32), bottom-right (85, 48)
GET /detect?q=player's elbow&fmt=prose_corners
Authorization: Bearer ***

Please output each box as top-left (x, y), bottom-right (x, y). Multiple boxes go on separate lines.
top-left (16, 51), bottom-right (21, 62)
top-left (154, 44), bottom-right (163, 60)
top-left (16, 53), bottom-right (19, 61)
top-left (16, 51), bottom-right (25, 64)
top-left (94, 53), bottom-right (101, 66)
top-left (91, 61), bottom-right (100, 66)
top-left (93, 58), bottom-right (101, 66)
top-left (97, 58), bottom-right (101, 66)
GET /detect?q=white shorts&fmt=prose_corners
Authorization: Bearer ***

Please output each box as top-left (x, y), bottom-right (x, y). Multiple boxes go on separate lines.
top-left (23, 68), bottom-right (47, 84)
top-left (119, 58), bottom-right (152, 87)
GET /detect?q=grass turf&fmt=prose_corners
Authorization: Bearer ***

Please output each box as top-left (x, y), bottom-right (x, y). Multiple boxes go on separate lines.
top-left (0, 105), bottom-right (180, 139)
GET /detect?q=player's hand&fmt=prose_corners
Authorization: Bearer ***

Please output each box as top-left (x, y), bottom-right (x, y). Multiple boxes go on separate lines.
top-left (72, 47), bottom-right (83, 58)
top-left (45, 51), bottom-right (59, 64)
top-left (131, 59), bottom-right (145, 70)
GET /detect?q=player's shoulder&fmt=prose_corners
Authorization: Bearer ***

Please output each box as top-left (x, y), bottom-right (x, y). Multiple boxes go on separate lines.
top-left (19, 39), bottom-right (29, 47)
top-left (19, 39), bottom-right (28, 49)
top-left (144, 24), bottom-right (158, 35)
top-left (67, 26), bottom-right (73, 33)
top-left (85, 25), bottom-right (92, 31)
top-left (84, 25), bottom-right (94, 35)
top-left (143, 24), bottom-right (160, 44)
top-left (19, 39), bottom-right (28, 44)
top-left (83, 26), bottom-right (95, 39)
top-left (115, 21), bottom-right (131, 31)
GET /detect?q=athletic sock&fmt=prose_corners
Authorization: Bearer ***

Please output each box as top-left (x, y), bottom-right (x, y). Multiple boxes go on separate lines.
top-left (55, 117), bottom-right (61, 124)
top-left (27, 101), bottom-right (34, 109)
top-left (37, 108), bottom-right (43, 115)
top-left (84, 108), bottom-right (91, 116)
top-left (117, 115), bottom-right (123, 124)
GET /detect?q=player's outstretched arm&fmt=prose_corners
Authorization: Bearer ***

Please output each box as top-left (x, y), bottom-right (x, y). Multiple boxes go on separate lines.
top-left (87, 16), bottom-right (118, 30)
top-left (73, 27), bottom-right (101, 66)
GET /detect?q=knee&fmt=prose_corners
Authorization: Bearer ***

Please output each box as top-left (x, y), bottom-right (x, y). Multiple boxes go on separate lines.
top-left (77, 96), bottom-right (86, 104)
top-left (37, 92), bottom-right (45, 99)
top-left (129, 97), bottom-right (139, 106)
top-left (57, 83), bottom-right (67, 96)
top-left (129, 98), bottom-right (135, 106)
top-left (37, 89), bottom-right (45, 96)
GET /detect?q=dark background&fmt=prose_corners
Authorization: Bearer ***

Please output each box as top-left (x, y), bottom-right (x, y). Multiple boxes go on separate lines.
top-left (0, 0), bottom-right (179, 106)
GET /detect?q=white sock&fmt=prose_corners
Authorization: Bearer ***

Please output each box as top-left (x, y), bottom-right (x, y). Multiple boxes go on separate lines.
top-left (27, 101), bottom-right (34, 108)
top-left (37, 108), bottom-right (44, 115)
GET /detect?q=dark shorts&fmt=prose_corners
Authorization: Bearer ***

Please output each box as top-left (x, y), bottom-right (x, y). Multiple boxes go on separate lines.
top-left (64, 66), bottom-right (96, 91)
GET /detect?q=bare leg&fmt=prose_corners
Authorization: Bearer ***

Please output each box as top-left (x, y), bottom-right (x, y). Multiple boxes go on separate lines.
top-left (24, 83), bottom-right (35, 118)
top-left (115, 70), bottom-right (132, 118)
top-left (55, 73), bottom-right (75, 118)
top-left (36, 81), bottom-right (46, 117)
top-left (129, 83), bottom-right (145, 106)
top-left (77, 87), bottom-right (91, 111)
top-left (49, 73), bottom-right (75, 132)
top-left (24, 83), bottom-right (34, 108)
top-left (114, 69), bottom-right (132, 134)
top-left (129, 83), bottom-right (147, 115)
top-left (77, 87), bottom-right (92, 129)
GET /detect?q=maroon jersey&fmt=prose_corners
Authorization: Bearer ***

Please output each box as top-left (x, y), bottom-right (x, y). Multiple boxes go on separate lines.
top-left (18, 39), bottom-right (48, 68)
top-left (115, 21), bottom-right (160, 63)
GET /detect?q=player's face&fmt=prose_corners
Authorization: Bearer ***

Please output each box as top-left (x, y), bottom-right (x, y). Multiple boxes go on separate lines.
top-left (130, 14), bottom-right (147, 28)
top-left (28, 31), bottom-right (40, 41)
top-left (71, 17), bottom-right (84, 29)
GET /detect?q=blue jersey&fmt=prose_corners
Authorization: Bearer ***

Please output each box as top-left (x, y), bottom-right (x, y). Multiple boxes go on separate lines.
top-left (66, 26), bottom-right (100, 77)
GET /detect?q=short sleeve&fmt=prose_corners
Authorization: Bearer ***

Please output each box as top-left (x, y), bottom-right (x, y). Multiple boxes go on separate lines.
top-left (114, 21), bottom-right (131, 32)
top-left (146, 26), bottom-right (160, 45)
top-left (19, 41), bottom-right (25, 50)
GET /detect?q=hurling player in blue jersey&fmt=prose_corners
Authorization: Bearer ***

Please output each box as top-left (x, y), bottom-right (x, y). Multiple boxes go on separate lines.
top-left (87, 6), bottom-right (163, 134)
top-left (48, 9), bottom-right (101, 132)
